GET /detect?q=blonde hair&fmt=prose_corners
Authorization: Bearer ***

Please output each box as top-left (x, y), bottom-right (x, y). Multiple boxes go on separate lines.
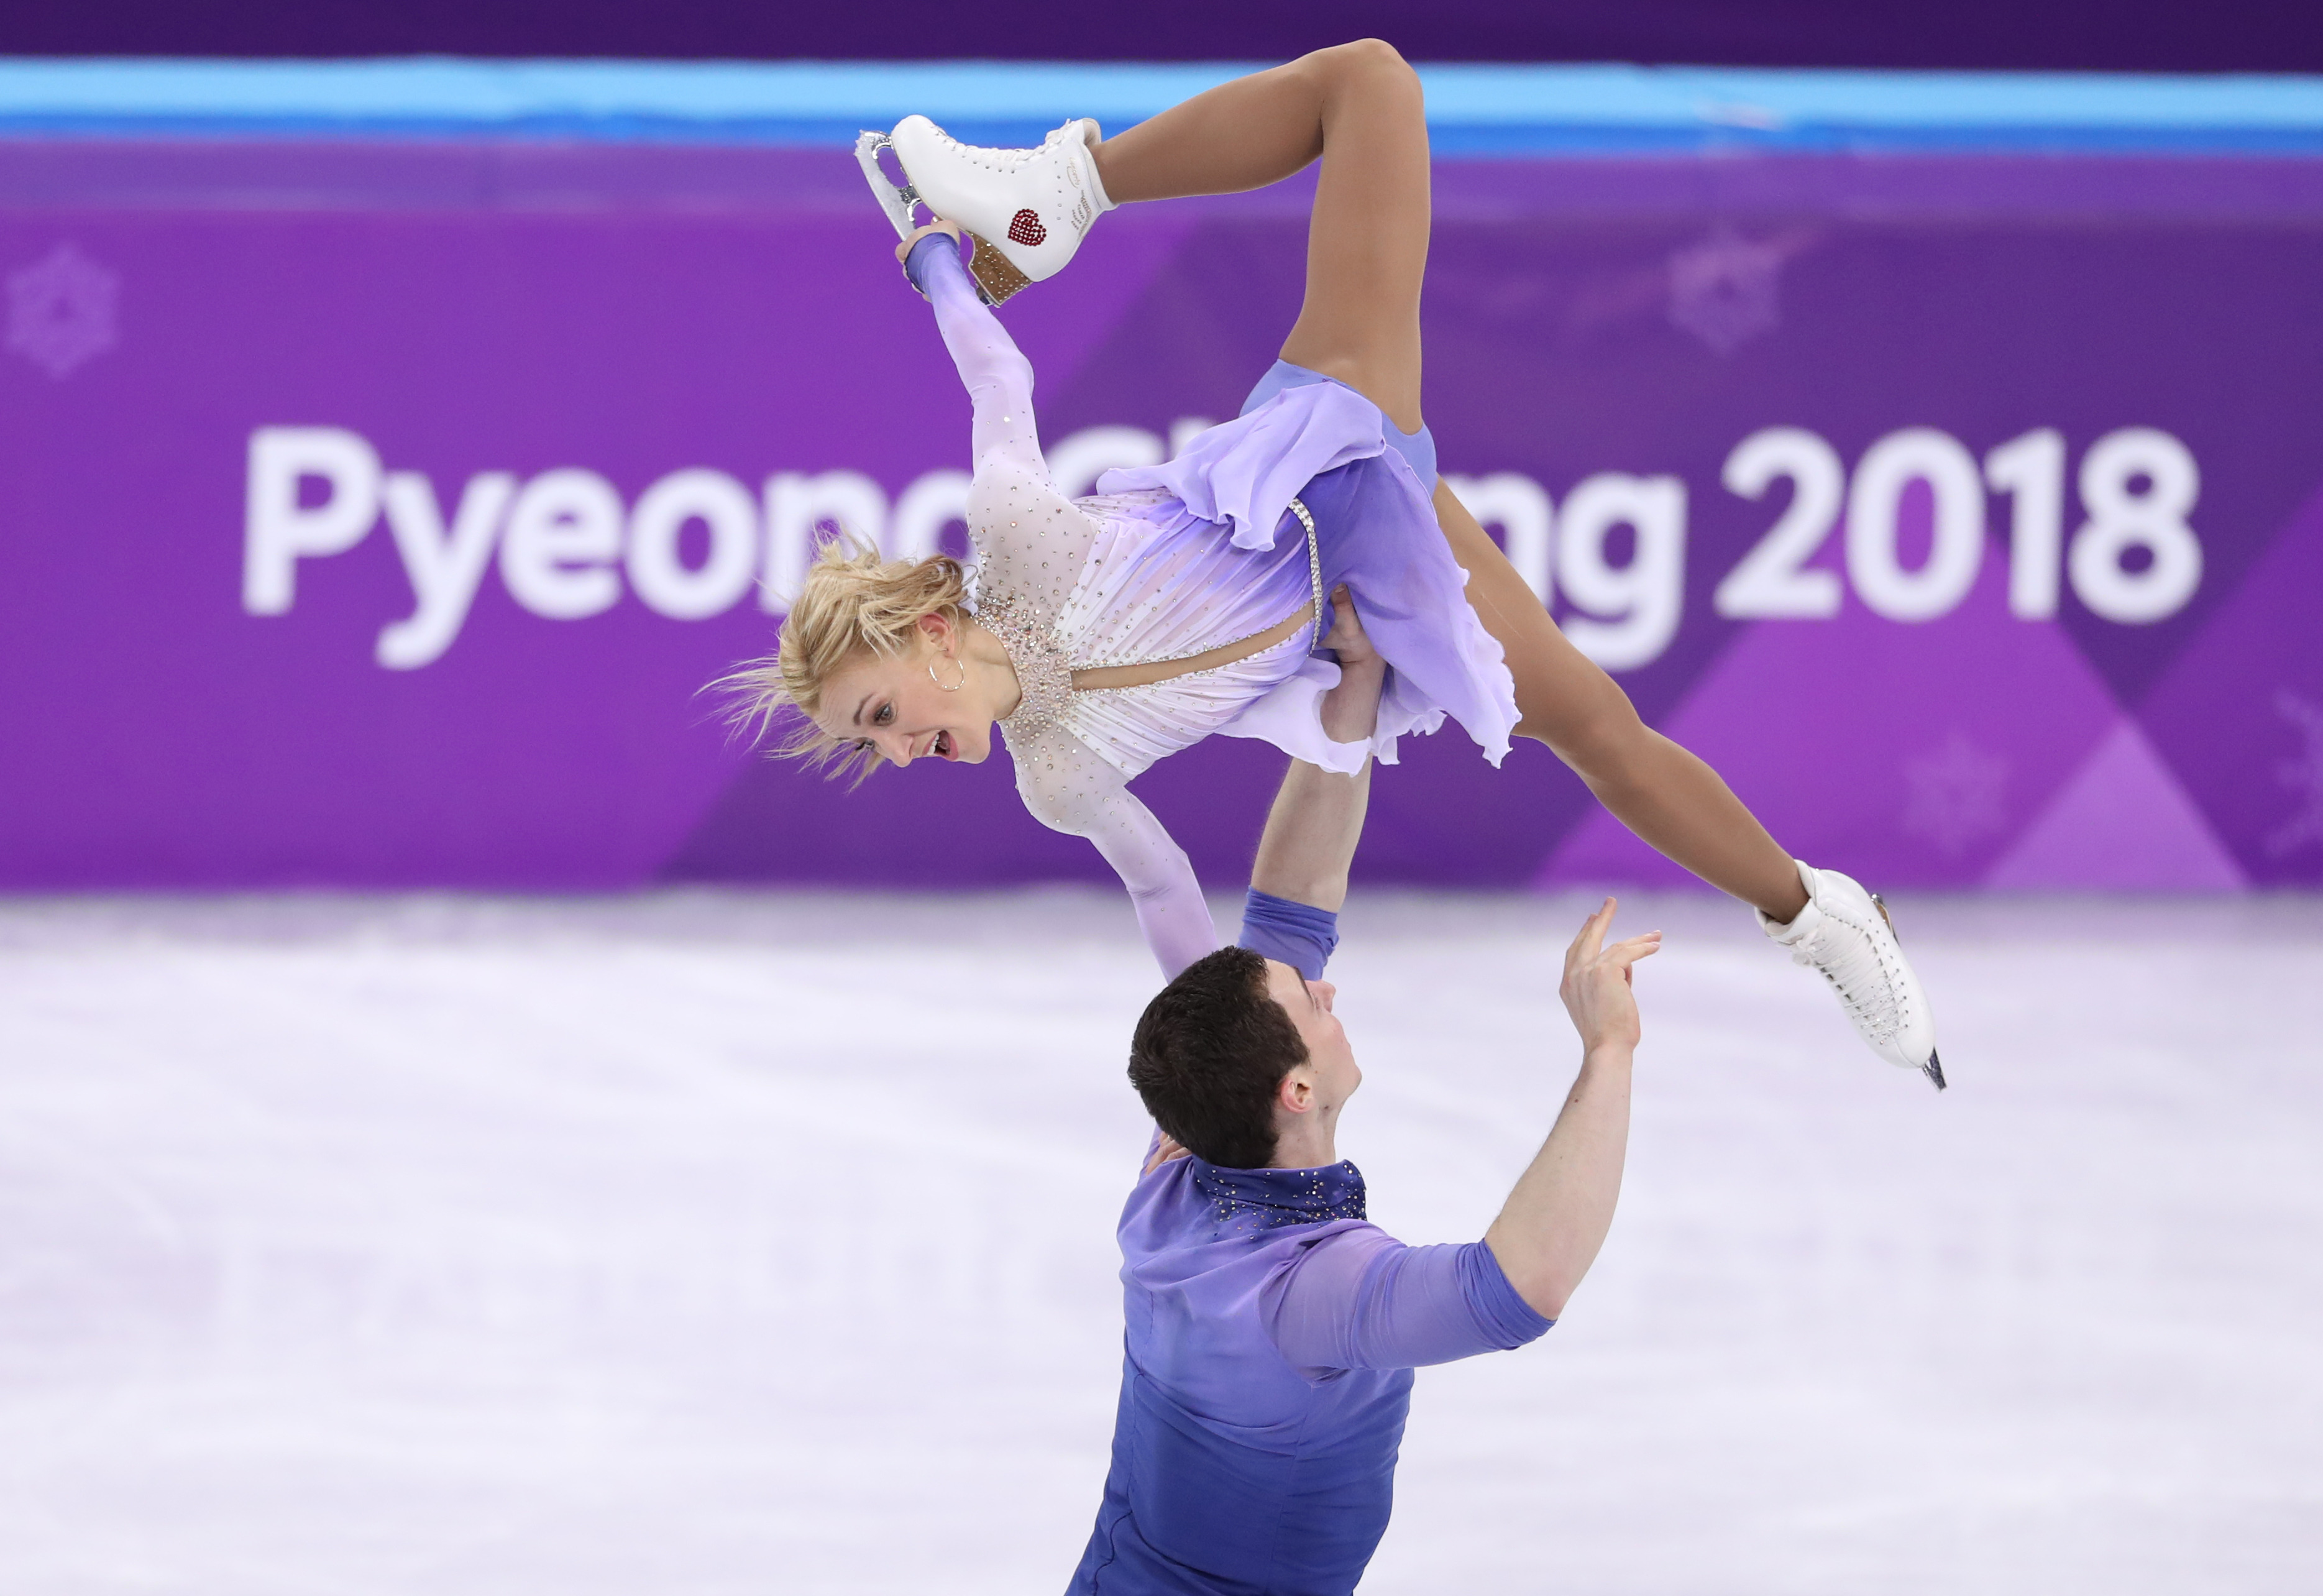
top-left (719, 539), bottom-right (971, 782)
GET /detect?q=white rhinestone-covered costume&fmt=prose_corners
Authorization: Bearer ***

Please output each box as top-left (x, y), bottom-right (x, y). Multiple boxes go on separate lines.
top-left (916, 238), bottom-right (1519, 978)
top-left (921, 242), bottom-right (1321, 976)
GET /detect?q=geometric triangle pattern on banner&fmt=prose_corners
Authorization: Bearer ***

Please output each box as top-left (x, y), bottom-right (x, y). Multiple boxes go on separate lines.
top-left (1536, 528), bottom-right (2127, 890)
top-left (1984, 715), bottom-right (2248, 890)
top-left (2133, 480), bottom-right (2323, 886)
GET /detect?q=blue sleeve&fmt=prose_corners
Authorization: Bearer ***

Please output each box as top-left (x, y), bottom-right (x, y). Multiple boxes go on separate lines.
top-left (1262, 1227), bottom-right (1553, 1372)
top-left (1236, 888), bottom-right (1339, 981)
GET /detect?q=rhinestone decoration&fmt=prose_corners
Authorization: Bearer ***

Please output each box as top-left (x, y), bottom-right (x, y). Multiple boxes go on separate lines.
top-left (1190, 1158), bottom-right (1368, 1238)
top-left (1007, 208), bottom-right (1048, 247)
top-left (963, 231), bottom-right (1033, 305)
top-left (974, 590), bottom-right (1074, 738)
top-left (1285, 495), bottom-right (1324, 648)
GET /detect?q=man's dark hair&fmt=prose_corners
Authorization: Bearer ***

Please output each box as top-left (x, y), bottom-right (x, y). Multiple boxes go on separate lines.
top-left (1128, 945), bottom-right (1308, 1169)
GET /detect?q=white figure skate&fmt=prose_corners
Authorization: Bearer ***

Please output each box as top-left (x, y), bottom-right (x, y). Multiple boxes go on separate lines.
top-left (1760, 860), bottom-right (1946, 1089)
top-left (855, 114), bottom-right (1113, 305)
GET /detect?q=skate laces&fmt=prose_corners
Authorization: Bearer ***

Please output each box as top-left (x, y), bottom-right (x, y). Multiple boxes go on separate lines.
top-left (928, 121), bottom-right (1089, 180)
top-left (930, 124), bottom-right (1045, 172)
top-left (1797, 903), bottom-right (1905, 1046)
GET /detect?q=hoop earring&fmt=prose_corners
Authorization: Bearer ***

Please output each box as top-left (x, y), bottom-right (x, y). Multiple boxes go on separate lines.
top-left (929, 654), bottom-right (966, 692)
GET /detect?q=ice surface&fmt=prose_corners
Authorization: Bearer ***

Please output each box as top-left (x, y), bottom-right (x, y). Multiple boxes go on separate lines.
top-left (1, 889), bottom-right (2319, 1595)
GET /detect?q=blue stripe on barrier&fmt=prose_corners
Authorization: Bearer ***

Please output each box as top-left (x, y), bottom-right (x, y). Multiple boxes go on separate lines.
top-left (2, 59), bottom-right (2322, 154)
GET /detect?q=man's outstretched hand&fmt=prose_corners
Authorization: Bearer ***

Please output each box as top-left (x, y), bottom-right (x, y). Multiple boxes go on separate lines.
top-left (1250, 585), bottom-right (1380, 913)
top-left (1316, 585), bottom-right (1385, 749)
top-left (1559, 897), bottom-right (1661, 1056)
top-left (1318, 583), bottom-right (1377, 667)
top-left (1485, 898), bottom-right (1659, 1319)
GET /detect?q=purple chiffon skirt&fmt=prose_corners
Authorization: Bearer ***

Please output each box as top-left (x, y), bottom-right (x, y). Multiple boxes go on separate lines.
top-left (1096, 374), bottom-right (1518, 768)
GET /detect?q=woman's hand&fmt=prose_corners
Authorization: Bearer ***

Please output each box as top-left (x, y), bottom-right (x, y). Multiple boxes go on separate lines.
top-left (1143, 1130), bottom-right (1191, 1175)
top-left (1558, 897), bottom-right (1660, 1055)
top-left (896, 218), bottom-right (964, 265)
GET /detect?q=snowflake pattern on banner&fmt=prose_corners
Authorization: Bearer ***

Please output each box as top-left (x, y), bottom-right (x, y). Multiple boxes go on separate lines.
top-left (7, 243), bottom-right (121, 379)
top-left (1667, 226), bottom-right (1781, 355)
top-left (2264, 690), bottom-right (2323, 858)
top-left (1902, 731), bottom-right (2011, 858)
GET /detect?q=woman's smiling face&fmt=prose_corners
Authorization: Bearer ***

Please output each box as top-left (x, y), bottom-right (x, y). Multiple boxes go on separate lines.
top-left (812, 618), bottom-right (998, 768)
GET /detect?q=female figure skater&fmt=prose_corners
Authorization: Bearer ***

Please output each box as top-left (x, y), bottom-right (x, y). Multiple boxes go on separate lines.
top-left (731, 41), bottom-right (1941, 1086)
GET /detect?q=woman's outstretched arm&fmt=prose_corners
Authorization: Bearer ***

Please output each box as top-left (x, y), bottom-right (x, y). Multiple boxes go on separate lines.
top-left (1012, 727), bottom-right (1217, 979)
top-left (901, 225), bottom-right (1049, 482)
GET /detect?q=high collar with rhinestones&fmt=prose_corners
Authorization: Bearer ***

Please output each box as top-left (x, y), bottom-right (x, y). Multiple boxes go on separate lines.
top-left (972, 590), bottom-right (1073, 739)
top-left (1189, 1157), bottom-right (1368, 1236)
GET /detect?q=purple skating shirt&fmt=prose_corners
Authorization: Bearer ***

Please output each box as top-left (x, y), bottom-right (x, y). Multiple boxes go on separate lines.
top-left (1066, 1149), bottom-right (1552, 1594)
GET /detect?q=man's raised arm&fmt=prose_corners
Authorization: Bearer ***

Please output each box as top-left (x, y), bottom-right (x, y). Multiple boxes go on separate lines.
top-left (1237, 587), bottom-right (1383, 978)
top-left (1482, 898), bottom-right (1662, 1319)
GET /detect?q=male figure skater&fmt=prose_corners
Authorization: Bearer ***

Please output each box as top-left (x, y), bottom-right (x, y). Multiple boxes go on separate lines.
top-left (1069, 604), bottom-right (1659, 1594)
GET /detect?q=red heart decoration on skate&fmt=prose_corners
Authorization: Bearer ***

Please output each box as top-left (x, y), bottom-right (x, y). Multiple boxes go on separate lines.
top-left (1007, 209), bottom-right (1048, 247)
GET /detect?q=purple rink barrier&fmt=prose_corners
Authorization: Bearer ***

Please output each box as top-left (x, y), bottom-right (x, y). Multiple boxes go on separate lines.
top-left (4, 143), bottom-right (2323, 893)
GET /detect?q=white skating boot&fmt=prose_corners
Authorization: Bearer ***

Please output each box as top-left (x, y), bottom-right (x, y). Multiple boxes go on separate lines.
top-left (855, 114), bottom-right (1114, 305)
top-left (1759, 860), bottom-right (1946, 1089)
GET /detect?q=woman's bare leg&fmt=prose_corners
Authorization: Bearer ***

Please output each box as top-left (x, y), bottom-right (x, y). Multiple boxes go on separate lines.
top-left (1434, 482), bottom-right (1809, 919)
top-left (1093, 43), bottom-right (1808, 920)
top-left (1092, 39), bottom-right (1428, 431)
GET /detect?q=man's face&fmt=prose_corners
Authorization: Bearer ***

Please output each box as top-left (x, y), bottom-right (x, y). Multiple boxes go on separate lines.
top-left (1263, 959), bottom-right (1361, 1119)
